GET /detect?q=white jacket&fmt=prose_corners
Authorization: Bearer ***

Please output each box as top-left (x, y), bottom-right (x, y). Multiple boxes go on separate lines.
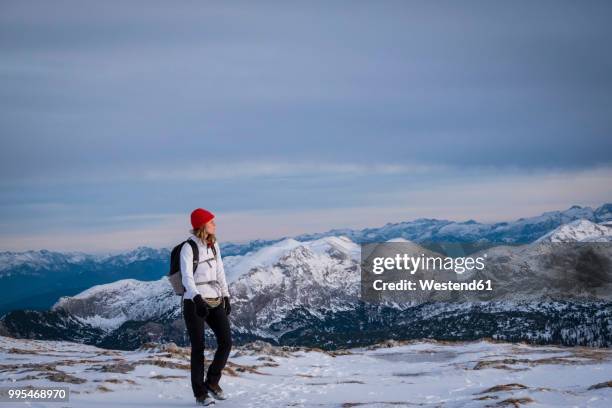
top-left (179, 234), bottom-right (230, 300)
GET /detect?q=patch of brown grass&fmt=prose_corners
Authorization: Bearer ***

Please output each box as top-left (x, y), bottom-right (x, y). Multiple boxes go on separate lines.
top-left (588, 380), bottom-right (612, 390)
top-left (473, 354), bottom-right (604, 371)
top-left (225, 360), bottom-right (270, 375)
top-left (149, 374), bottom-right (187, 380)
top-left (307, 380), bottom-right (365, 385)
top-left (46, 371), bottom-right (87, 384)
top-left (491, 396), bottom-right (534, 407)
top-left (135, 359), bottom-right (190, 370)
top-left (474, 394), bottom-right (499, 400)
top-left (342, 401), bottom-right (418, 407)
top-left (478, 383), bottom-right (528, 394)
top-left (95, 362), bottom-right (137, 373)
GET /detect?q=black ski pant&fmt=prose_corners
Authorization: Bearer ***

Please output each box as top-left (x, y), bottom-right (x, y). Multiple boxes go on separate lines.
top-left (183, 297), bottom-right (232, 399)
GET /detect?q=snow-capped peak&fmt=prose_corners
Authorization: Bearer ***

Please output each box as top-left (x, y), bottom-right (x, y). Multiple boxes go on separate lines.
top-left (535, 219), bottom-right (612, 243)
top-left (52, 278), bottom-right (178, 332)
top-left (301, 235), bottom-right (360, 261)
top-left (223, 235), bottom-right (360, 283)
top-left (386, 237), bottom-right (412, 243)
top-left (223, 238), bottom-right (303, 282)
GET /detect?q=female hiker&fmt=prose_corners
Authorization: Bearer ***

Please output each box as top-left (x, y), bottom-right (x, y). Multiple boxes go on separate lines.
top-left (181, 208), bottom-right (232, 406)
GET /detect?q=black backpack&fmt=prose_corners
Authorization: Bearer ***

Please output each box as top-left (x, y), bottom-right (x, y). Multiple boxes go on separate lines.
top-left (167, 238), bottom-right (217, 296)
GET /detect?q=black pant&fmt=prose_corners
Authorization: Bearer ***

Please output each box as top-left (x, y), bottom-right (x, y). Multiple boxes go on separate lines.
top-left (183, 298), bottom-right (232, 399)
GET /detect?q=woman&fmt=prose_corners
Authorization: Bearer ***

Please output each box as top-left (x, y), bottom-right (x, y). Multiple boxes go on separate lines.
top-left (180, 208), bottom-right (232, 406)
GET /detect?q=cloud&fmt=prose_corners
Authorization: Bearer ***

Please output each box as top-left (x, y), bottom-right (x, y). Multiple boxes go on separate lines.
top-left (1, 1), bottom-right (611, 251)
top-left (140, 161), bottom-right (445, 182)
top-left (1, 0), bottom-right (612, 183)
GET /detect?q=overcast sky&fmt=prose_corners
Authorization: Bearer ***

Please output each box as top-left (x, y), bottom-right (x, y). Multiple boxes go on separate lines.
top-left (1, 0), bottom-right (611, 252)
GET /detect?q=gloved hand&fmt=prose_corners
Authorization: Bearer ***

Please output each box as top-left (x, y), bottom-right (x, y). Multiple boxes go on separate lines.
top-left (193, 294), bottom-right (209, 318)
top-left (223, 296), bottom-right (231, 316)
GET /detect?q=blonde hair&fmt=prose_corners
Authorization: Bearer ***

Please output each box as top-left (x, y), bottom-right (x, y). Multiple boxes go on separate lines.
top-left (190, 226), bottom-right (217, 249)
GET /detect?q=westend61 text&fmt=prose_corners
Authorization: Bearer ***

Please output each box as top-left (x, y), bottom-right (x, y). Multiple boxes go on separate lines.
top-left (373, 279), bottom-right (493, 291)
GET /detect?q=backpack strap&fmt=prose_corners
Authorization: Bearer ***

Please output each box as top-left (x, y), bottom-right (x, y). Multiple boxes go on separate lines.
top-left (210, 242), bottom-right (217, 258)
top-left (186, 239), bottom-right (199, 272)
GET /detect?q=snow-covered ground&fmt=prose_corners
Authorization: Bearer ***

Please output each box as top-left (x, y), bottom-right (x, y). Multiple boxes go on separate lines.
top-left (1, 335), bottom-right (610, 407)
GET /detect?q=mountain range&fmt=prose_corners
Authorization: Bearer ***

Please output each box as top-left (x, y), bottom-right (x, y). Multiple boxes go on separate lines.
top-left (1, 204), bottom-right (610, 350)
top-left (1, 203), bottom-right (610, 315)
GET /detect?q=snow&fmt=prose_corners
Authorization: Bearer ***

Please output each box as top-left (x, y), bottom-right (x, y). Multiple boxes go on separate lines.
top-left (436, 222), bottom-right (490, 238)
top-left (0, 250), bottom-right (56, 272)
top-left (386, 237), bottom-right (412, 243)
top-left (47, 234), bottom-right (363, 335)
top-left (535, 219), bottom-right (612, 243)
top-left (74, 314), bottom-right (132, 333)
top-left (0, 247), bottom-right (164, 276)
top-left (52, 278), bottom-right (179, 331)
top-left (1, 335), bottom-right (610, 407)
top-left (304, 235), bottom-right (361, 261)
top-left (45, 218), bottom-right (612, 344)
top-left (222, 238), bottom-right (303, 283)
top-left (223, 236), bottom-right (360, 284)
top-left (65, 279), bottom-right (156, 301)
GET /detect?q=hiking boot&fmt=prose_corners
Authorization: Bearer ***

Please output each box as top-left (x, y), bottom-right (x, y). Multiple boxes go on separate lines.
top-left (204, 381), bottom-right (227, 400)
top-left (195, 393), bottom-right (215, 406)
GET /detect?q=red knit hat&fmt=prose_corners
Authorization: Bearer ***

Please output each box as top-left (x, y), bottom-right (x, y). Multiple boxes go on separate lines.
top-left (190, 208), bottom-right (215, 229)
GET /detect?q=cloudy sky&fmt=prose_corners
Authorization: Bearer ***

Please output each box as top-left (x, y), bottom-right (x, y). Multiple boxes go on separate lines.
top-left (1, 0), bottom-right (611, 252)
